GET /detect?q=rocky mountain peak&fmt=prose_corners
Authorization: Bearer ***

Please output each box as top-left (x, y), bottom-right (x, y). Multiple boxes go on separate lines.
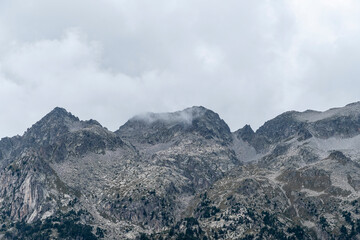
top-left (295, 102), bottom-right (360, 138)
top-left (48, 106), bottom-right (77, 118)
top-left (22, 107), bottom-right (79, 142)
top-left (28, 107), bottom-right (79, 130)
top-left (187, 106), bottom-right (232, 142)
top-left (21, 107), bottom-right (109, 149)
top-left (234, 124), bottom-right (255, 142)
top-left (255, 111), bottom-right (305, 143)
top-left (253, 102), bottom-right (360, 144)
top-left (296, 101), bottom-right (360, 123)
top-left (117, 106), bottom-right (232, 145)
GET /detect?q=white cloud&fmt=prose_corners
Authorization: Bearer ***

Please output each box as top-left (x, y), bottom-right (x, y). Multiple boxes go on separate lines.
top-left (0, 0), bottom-right (360, 137)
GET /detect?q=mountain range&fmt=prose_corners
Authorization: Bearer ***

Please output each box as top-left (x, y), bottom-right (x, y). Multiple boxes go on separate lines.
top-left (1, 102), bottom-right (360, 239)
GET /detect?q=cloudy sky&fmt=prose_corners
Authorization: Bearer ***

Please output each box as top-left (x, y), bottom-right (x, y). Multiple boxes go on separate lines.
top-left (1, 0), bottom-right (360, 138)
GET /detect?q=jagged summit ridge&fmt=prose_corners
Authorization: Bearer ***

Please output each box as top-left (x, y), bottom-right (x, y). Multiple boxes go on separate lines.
top-left (24, 107), bottom-right (103, 137)
top-left (21, 107), bottom-right (79, 145)
top-left (252, 102), bottom-right (360, 145)
top-left (35, 107), bottom-right (79, 125)
top-left (296, 101), bottom-right (360, 122)
top-left (8, 102), bottom-right (360, 143)
top-left (117, 106), bottom-right (233, 145)
top-left (17, 107), bottom-right (122, 159)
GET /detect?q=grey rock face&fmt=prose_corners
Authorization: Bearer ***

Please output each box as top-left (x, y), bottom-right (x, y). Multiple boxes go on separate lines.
top-left (2, 103), bottom-right (360, 239)
top-left (234, 124), bottom-right (255, 143)
top-left (117, 106), bottom-right (233, 145)
top-left (112, 106), bottom-right (238, 230)
top-left (256, 111), bottom-right (307, 143)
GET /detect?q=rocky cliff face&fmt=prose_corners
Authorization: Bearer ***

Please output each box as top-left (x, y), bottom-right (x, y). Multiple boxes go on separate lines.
top-left (1, 103), bottom-right (360, 239)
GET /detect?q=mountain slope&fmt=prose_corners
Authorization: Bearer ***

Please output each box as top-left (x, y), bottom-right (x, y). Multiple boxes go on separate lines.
top-left (1, 103), bottom-right (360, 239)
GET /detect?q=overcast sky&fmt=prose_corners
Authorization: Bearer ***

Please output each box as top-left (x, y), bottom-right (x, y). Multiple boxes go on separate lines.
top-left (1, 0), bottom-right (360, 138)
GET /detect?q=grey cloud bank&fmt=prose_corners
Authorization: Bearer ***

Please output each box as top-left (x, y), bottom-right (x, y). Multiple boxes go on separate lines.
top-left (0, 0), bottom-right (360, 138)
